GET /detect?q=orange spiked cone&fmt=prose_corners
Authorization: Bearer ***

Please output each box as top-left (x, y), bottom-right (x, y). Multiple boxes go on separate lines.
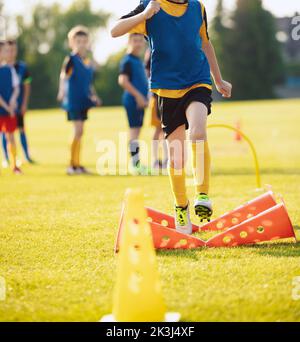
top-left (200, 191), bottom-right (277, 231)
top-left (145, 207), bottom-right (199, 232)
top-left (150, 222), bottom-right (205, 249)
top-left (206, 203), bottom-right (296, 248)
top-left (115, 208), bottom-right (205, 252)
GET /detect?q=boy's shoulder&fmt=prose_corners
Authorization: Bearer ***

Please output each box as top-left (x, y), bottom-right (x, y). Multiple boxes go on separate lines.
top-left (120, 54), bottom-right (132, 64)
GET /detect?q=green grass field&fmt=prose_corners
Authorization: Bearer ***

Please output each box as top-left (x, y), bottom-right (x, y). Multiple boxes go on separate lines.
top-left (0, 98), bottom-right (300, 322)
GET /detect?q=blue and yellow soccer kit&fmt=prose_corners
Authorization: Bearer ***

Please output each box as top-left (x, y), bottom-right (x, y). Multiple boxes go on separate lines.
top-left (0, 65), bottom-right (18, 133)
top-left (62, 53), bottom-right (96, 121)
top-left (14, 61), bottom-right (32, 128)
top-left (121, 0), bottom-right (212, 138)
top-left (119, 53), bottom-right (149, 128)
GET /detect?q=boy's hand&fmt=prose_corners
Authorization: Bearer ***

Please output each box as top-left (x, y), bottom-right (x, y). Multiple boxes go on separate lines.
top-left (9, 99), bottom-right (17, 116)
top-left (135, 93), bottom-right (148, 109)
top-left (216, 80), bottom-right (232, 98)
top-left (21, 104), bottom-right (27, 115)
top-left (143, 0), bottom-right (161, 20)
top-left (57, 91), bottom-right (64, 102)
top-left (91, 95), bottom-right (102, 107)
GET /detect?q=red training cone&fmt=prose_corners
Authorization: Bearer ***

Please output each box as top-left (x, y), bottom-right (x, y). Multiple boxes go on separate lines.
top-left (206, 203), bottom-right (296, 248)
top-left (145, 207), bottom-right (199, 233)
top-left (200, 191), bottom-right (277, 232)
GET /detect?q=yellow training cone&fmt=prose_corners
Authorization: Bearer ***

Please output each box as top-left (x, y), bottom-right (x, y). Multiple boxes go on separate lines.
top-left (101, 188), bottom-right (180, 322)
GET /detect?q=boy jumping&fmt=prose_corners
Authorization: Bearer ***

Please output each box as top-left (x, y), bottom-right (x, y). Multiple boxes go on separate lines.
top-left (111, 0), bottom-right (232, 234)
top-left (58, 26), bottom-right (101, 175)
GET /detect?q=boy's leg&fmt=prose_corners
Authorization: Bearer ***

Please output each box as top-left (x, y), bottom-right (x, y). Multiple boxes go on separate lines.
top-left (2, 133), bottom-right (9, 164)
top-left (18, 115), bottom-right (32, 162)
top-left (152, 126), bottom-right (161, 167)
top-left (167, 124), bottom-right (188, 208)
top-left (6, 132), bottom-right (17, 170)
top-left (129, 127), bottom-right (141, 167)
top-left (186, 101), bottom-right (212, 221)
top-left (186, 102), bottom-right (210, 195)
top-left (70, 120), bottom-right (84, 168)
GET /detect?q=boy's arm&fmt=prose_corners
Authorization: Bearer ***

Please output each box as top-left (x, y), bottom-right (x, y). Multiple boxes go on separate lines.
top-left (111, 1), bottom-right (160, 37)
top-left (8, 67), bottom-right (20, 114)
top-left (0, 96), bottom-right (11, 114)
top-left (21, 68), bottom-right (32, 114)
top-left (57, 57), bottom-right (72, 102)
top-left (118, 74), bottom-right (148, 109)
top-left (90, 85), bottom-right (102, 106)
top-left (202, 40), bottom-right (232, 98)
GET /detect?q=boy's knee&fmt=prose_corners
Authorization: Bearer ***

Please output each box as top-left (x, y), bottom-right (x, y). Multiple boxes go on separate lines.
top-left (189, 128), bottom-right (207, 141)
top-left (169, 154), bottom-right (184, 170)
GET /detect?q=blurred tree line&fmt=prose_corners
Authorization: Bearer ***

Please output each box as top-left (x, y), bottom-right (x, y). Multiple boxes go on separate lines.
top-left (211, 0), bottom-right (285, 100)
top-left (0, 0), bottom-right (292, 107)
top-left (1, 0), bottom-right (110, 108)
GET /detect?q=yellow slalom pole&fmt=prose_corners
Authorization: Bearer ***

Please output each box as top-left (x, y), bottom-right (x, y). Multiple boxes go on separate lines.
top-left (207, 124), bottom-right (262, 189)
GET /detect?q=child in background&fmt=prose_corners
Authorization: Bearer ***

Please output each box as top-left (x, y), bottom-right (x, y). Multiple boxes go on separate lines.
top-left (1, 39), bottom-right (34, 166)
top-left (112, 0), bottom-right (232, 233)
top-left (57, 26), bottom-right (101, 175)
top-left (119, 33), bottom-right (149, 175)
top-left (144, 48), bottom-right (168, 171)
top-left (0, 41), bottom-right (22, 174)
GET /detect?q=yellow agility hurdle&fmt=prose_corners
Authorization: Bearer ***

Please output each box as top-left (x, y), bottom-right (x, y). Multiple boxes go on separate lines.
top-left (208, 124), bottom-right (262, 189)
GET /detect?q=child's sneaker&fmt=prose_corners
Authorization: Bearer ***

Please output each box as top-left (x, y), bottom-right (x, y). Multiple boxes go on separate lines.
top-left (131, 163), bottom-right (151, 176)
top-left (194, 193), bottom-right (213, 222)
top-left (174, 204), bottom-right (192, 235)
top-left (13, 166), bottom-right (23, 175)
top-left (2, 160), bottom-right (9, 168)
top-left (76, 166), bottom-right (92, 175)
top-left (66, 166), bottom-right (77, 175)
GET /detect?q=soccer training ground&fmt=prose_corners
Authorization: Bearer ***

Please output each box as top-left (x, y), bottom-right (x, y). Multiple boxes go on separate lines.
top-left (0, 98), bottom-right (300, 322)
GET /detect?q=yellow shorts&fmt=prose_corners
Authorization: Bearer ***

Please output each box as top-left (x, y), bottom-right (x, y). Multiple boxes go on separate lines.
top-left (150, 95), bottom-right (161, 128)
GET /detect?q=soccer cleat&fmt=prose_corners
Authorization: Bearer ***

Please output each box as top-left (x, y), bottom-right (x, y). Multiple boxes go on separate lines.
top-left (13, 166), bottom-right (23, 175)
top-left (26, 158), bottom-right (36, 164)
top-left (161, 159), bottom-right (168, 169)
top-left (152, 159), bottom-right (162, 170)
top-left (66, 166), bottom-right (77, 175)
top-left (174, 204), bottom-right (193, 235)
top-left (2, 160), bottom-right (9, 168)
top-left (131, 163), bottom-right (152, 176)
top-left (76, 166), bottom-right (92, 175)
top-left (194, 193), bottom-right (213, 222)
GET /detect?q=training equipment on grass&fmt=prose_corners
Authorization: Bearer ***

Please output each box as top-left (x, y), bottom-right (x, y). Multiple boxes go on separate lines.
top-left (115, 207), bottom-right (205, 252)
top-left (235, 120), bottom-right (242, 141)
top-left (207, 124), bottom-right (261, 189)
top-left (103, 189), bottom-right (180, 322)
top-left (200, 191), bottom-right (277, 231)
top-left (115, 191), bottom-right (296, 250)
top-left (206, 203), bottom-right (295, 247)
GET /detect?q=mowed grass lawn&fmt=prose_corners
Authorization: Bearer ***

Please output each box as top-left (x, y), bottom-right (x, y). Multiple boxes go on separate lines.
top-left (0, 98), bottom-right (300, 322)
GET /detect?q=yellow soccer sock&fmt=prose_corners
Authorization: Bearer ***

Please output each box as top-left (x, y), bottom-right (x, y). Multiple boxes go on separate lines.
top-left (70, 138), bottom-right (80, 167)
top-left (191, 141), bottom-right (211, 195)
top-left (9, 143), bottom-right (17, 169)
top-left (168, 166), bottom-right (188, 208)
top-left (74, 140), bottom-right (81, 167)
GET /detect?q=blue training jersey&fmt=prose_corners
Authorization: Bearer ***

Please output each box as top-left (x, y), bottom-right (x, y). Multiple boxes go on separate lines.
top-left (0, 65), bottom-right (14, 116)
top-left (143, 0), bottom-right (212, 90)
top-left (119, 53), bottom-right (149, 103)
top-left (14, 61), bottom-right (31, 114)
top-left (63, 53), bottom-right (95, 112)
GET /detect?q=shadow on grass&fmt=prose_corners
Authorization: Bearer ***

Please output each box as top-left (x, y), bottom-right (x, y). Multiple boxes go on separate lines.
top-left (156, 228), bottom-right (300, 259)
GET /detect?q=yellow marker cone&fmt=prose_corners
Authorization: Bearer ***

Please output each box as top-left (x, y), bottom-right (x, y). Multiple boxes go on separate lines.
top-left (101, 188), bottom-right (180, 322)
